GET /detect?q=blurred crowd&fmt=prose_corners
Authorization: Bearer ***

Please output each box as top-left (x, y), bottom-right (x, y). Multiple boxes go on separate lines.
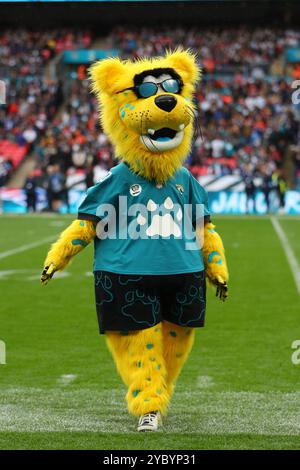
top-left (1, 26), bottom-right (300, 211)
top-left (112, 26), bottom-right (300, 71)
top-left (0, 29), bottom-right (92, 188)
top-left (190, 76), bottom-right (297, 176)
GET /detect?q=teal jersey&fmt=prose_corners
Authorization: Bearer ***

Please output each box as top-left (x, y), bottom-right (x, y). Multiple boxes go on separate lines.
top-left (78, 162), bottom-right (210, 275)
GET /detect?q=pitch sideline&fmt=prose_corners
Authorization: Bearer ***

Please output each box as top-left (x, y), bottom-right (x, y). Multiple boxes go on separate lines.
top-left (271, 217), bottom-right (300, 296)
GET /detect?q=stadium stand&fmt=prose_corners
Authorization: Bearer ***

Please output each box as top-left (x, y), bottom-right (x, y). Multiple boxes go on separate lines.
top-left (1, 25), bottom-right (300, 210)
top-left (0, 29), bottom-right (92, 185)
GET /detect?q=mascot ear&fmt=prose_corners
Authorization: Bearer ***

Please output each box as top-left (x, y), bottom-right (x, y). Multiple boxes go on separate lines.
top-left (89, 58), bottom-right (127, 96)
top-left (166, 49), bottom-right (200, 85)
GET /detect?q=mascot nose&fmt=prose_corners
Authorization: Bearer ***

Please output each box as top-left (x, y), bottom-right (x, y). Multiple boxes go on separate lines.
top-left (154, 94), bottom-right (177, 112)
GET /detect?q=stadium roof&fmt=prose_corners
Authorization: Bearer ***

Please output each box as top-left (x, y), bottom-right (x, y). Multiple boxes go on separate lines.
top-left (1, 1), bottom-right (300, 28)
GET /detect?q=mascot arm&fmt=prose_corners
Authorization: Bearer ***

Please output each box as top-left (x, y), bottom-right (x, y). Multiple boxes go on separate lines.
top-left (198, 222), bottom-right (229, 301)
top-left (41, 219), bottom-right (96, 285)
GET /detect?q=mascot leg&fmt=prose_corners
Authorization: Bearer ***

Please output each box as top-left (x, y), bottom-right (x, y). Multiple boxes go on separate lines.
top-left (106, 323), bottom-right (170, 416)
top-left (162, 321), bottom-right (195, 396)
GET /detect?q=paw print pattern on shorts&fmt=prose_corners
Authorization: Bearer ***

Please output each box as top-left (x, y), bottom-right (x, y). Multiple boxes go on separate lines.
top-left (173, 284), bottom-right (205, 326)
top-left (95, 272), bottom-right (114, 305)
top-left (137, 197), bottom-right (182, 238)
top-left (121, 289), bottom-right (160, 327)
top-left (118, 275), bottom-right (143, 286)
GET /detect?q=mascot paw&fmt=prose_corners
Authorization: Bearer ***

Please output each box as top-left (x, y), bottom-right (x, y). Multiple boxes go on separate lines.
top-left (214, 275), bottom-right (228, 302)
top-left (41, 263), bottom-right (56, 285)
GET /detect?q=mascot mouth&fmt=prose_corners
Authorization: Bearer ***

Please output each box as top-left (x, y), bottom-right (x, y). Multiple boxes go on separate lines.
top-left (140, 125), bottom-right (184, 152)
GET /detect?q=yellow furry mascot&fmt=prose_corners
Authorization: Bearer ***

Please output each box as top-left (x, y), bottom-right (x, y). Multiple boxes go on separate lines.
top-left (41, 50), bottom-right (228, 432)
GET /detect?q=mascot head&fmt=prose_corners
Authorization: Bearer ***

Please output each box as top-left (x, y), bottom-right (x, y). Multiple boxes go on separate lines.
top-left (90, 49), bottom-right (200, 184)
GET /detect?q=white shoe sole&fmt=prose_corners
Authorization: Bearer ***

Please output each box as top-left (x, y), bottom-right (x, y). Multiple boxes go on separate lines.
top-left (137, 424), bottom-right (158, 432)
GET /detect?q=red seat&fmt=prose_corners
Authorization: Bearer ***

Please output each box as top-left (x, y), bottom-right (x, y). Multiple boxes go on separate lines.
top-left (0, 140), bottom-right (28, 168)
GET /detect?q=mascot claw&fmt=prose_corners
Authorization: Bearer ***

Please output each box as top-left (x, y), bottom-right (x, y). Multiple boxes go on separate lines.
top-left (215, 276), bottom-right (229, 302)
top-left (40, 263), bottom-right (56, 285)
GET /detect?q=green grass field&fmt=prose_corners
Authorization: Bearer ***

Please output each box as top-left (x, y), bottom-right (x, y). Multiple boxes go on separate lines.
top-left (0, 214), bottom-right (300, 450)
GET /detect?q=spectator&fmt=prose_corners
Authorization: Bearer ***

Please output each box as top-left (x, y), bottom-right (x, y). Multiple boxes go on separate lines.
top-left (242, 162), bottom-right (257, 213)
top-left (0, 156), bottom-right (13, 187)
top-left (272, 168), bottom-right (288, 213)
top-left (24, 172), bottom-right (37, 212)
top-left (46, 164), bottom-right (66, 212)
top-left (261, 165), bottom-right (275, 213)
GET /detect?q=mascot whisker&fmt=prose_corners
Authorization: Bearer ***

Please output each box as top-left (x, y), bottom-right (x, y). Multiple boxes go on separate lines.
top-left (41, 49), bottom-right (229, 432)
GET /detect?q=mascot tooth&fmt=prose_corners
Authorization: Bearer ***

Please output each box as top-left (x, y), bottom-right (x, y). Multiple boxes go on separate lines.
top-left (41, 49), bottom-right (229, 432)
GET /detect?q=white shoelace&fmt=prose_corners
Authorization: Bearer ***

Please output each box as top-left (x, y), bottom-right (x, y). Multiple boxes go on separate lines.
top-left (139, 412), bottom-right (157, 425)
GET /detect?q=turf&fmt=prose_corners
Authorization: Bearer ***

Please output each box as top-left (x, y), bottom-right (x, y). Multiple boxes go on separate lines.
top-left (0, 214), bottom-right (300, 450)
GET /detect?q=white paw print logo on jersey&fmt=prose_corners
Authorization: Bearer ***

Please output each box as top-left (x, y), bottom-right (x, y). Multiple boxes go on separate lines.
top-left (137, 197), bottom-right (182, 238)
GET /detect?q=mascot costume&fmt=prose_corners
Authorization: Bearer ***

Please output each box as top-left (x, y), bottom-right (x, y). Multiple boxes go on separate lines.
top-left (41, 50), bottom-right (228, 432)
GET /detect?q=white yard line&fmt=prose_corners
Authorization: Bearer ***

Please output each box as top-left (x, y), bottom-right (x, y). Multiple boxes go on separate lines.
top-left (215, 215), bottom-right (300, 221)
top-left (196, 375), bottom-right (214, 389)
top-left (0, 387), bottom-right (300, 434)
top-left (271, 217), bottom-right (300, 296)
top-left (0, 236), bottom-right (55, 261)
top-left (57, 374), bottom-right (78, 386)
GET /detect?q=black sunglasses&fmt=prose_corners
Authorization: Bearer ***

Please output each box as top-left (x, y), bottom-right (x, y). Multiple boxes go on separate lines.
top-left (116, 78), bottom-right (183, 98)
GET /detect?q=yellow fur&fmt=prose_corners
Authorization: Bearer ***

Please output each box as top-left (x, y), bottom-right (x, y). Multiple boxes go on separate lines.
top-left (44, 220), bottom-right (96, 270)
top-left (161, 322), bottom-right (195, 397)
top-left (201, 223), bottom-right (229, 284)
top-left (106, 322), bottom-right (195, 416)
top-left (106, 324), bottom-right (170, 416)
top-left (89, 49), bottom-right (201, 184)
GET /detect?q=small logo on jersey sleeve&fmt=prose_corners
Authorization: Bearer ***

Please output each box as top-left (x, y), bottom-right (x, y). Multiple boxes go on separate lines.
top-left (130, 184), bottom-right (142, 196)
top-left (176, 184), bottom-right (184, 194)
